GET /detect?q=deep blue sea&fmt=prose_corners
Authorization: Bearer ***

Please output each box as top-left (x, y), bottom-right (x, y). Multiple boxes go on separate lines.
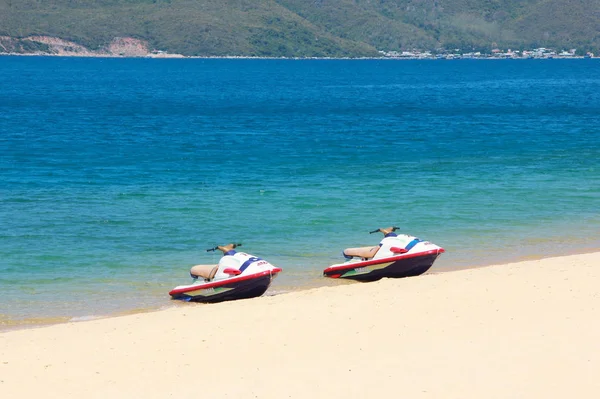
top-left (1, 57), bottom-right (599, 329)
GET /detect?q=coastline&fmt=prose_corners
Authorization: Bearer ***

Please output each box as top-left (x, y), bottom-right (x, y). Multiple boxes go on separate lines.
top-left (2, 243), bottom-right (598, 332)
top-left (1, 52), bottom-right (598, 60)
top-left (1, 251), bottom-right (599, 398)
top-left (2, 246), bottom-right (598, 332)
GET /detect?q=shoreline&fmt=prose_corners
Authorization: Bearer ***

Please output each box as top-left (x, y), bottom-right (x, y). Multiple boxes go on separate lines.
top-left (1, 52), bottom-right (598, 60)
top-left (2, 247), bottom-right (598, 332)
top-left (1, 251), bottom-right (598, 398)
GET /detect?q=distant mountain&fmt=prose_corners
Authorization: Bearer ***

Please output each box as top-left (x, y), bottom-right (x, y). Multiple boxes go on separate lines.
top-left (0, 0), bottom-right (598, 57)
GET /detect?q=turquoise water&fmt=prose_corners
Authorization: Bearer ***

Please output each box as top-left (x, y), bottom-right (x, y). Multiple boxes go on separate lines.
top-left (1, 57), bottom-right (599, 328)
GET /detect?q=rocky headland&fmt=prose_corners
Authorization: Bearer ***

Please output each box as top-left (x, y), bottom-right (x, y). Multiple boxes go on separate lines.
top-left (0, 36), bottom-right (183, 58)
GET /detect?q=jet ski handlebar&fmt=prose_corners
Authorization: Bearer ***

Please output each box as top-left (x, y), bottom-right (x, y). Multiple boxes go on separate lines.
top-left (206, 243), bottom-right (242, 252)
top-left (369, 226), bottom-right (400, 234)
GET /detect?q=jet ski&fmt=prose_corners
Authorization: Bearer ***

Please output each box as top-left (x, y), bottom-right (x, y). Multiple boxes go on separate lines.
top-left (169, 243), bottom-right (282, 303)
top-left (323, 227), bottom-right (445, 282)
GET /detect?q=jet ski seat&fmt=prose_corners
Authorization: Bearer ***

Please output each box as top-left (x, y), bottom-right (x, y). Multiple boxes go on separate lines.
top-left (190, 264), bottom-right (218, 280)
top-left (343, 246), bottom-right (380, 260)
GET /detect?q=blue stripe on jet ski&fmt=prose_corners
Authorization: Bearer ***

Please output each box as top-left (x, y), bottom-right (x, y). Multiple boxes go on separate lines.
top-left (405, 239), bottom-right (421, 251)
top-left (239, 257), bottom-right (262, 272)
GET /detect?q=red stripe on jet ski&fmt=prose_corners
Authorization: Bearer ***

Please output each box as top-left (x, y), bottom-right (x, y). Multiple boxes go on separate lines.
top-left (169, 268), bottom-right (282, 296)
top-left (323, 248), bottom-right (445, 273)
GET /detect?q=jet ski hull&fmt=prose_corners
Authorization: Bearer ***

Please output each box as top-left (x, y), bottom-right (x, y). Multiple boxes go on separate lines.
top-left (323, 249), bottom-right (444, 282)
top-left (169, 270), bottom-right (280, 303)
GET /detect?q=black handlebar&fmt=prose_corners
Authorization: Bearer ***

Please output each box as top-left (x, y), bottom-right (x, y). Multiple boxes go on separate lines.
top-left (369, 226), bottom-right (399, 234)
top-left (206, 243), bottom-right (242, 252)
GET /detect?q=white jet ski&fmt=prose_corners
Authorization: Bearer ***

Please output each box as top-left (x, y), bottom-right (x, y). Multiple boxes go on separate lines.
top-left (323, 227), bottom-right (445, 282)
top-left (169, 243), bottom-right (282, 303)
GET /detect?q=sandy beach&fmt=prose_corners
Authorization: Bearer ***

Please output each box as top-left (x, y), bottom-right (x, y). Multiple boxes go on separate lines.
top-left (1, 252), bottom-right (598, 398)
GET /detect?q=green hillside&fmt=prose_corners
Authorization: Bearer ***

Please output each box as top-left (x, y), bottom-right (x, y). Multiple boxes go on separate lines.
top-left (0, 0), bottom-right (598, 56)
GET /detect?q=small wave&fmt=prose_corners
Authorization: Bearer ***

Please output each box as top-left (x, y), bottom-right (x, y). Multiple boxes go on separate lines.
top-left (264, 289), bottom-right (289, 297)
top-left (69, 315), bottom-right (104, 322)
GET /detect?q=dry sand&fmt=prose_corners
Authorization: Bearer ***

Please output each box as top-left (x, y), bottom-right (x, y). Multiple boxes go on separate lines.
top-left (1, 252), bottom-right (598, 398)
